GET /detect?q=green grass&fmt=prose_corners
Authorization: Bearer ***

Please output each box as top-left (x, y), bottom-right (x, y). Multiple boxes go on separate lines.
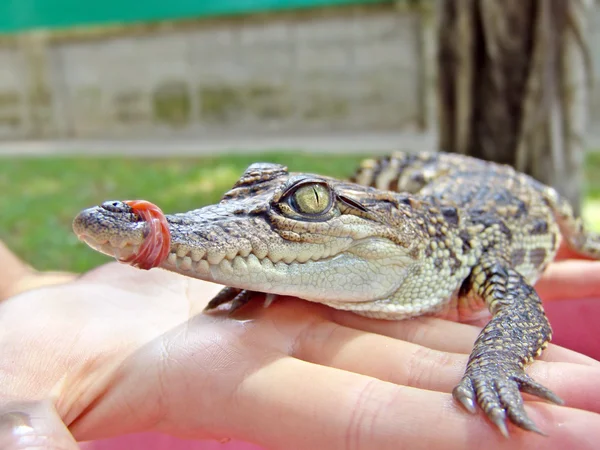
top-left (0, 152), bottom-right (368, 272)
top-left (1, 151), bottom-right (599, 273)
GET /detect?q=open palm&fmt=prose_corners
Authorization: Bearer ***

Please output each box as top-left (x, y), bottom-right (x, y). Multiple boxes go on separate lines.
top-left (0, 262), bottom-right (599, 450)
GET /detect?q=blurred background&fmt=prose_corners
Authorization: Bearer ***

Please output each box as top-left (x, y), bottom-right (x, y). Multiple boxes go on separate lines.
top-left (0, 0), bottom-right (599, 274)
top-left (1, 2), bottom-right (600, 449)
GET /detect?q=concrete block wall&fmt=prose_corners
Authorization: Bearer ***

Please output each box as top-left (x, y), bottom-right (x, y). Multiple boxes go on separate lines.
top-left (0, 5), bottom-right (425, 139)
top-left (1, 3), bottom-right (599, 141)
top-left (0, 47), bottom-right (30, 139)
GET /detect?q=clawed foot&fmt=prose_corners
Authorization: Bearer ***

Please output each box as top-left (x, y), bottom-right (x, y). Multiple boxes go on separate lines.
top-left (453, 365), bottom-right (563, 437)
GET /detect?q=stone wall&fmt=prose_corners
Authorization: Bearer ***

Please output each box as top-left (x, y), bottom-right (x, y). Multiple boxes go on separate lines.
top-left (0, 5), bottom-right (428, 140)
top-left (1, 3), bottom-right (599, 141)
top-left (0, 45), bottom-right (29, 139)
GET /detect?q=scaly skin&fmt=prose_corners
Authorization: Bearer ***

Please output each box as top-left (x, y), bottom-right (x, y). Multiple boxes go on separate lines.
top-left (73, 151), bottom-right (600, 436)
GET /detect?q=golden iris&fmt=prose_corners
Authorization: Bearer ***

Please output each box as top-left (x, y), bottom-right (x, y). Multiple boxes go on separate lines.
top-left (291, 183), bottom-right (332, 215)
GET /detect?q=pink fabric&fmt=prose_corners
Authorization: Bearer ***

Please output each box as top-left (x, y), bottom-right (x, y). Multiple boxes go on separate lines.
top-left (544, 297), bottom-right (600, 361)
top-left (81, 298), bottom-right (599, 450)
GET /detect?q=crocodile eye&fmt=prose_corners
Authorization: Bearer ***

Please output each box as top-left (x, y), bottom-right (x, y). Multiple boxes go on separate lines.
top-left (290, 183), bottom-right (332, 215)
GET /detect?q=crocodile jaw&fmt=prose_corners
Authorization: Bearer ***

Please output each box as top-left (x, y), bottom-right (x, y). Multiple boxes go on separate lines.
top-left (73, 203), bottom-right (415, 304)
top-left (73, 205), bottom-right (145, 260)
top-left (164, 235), bottom-right (413, 303)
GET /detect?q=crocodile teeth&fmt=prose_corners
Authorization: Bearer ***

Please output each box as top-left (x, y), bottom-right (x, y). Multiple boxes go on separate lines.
top-left (218, 259), bottom-right (234, 275)
top-left (282, 254), bottom-right (296, 264)
top-left (226, 248), bottom-right (239, 260)
top-left (232, 256), bottom-right (248, 273)
top-left (207, 249), bottom-right (226, 265)
top-left (168, 244), bottom-right (330, 273)
top-left (260, 258), bottom-right (274, 270)
top-left (190, 248), bottom-right (206, 261)
top-left (113, 246), bottom-right (136, 261)
top-left (109, 238), bottom-right (129, 249)
top-left (274, 261), bottom-right (287, 271)
top-left (310, 248), bottom-right (324, 261)
top-left (245, 253), bottom-right (261, 270)
top-left (295, 251), bottom-right (312, 263)
top-left (178, 256), bottom-right (193, 271)
top-left (237, 240), bottom-right (252, 258)
top-left (195, 260), bottom-right (210, 274)
top-left (250, 238), bottom-right (268, 260)
top-left (176, 246), bottom-right (190, 258)
top-left (167, 253), bottom-right (177, 265)
top-left (268, 252), bottom-right (283, 263)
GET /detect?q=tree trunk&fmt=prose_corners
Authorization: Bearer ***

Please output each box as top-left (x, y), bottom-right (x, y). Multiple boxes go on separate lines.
top-left (437, 0), bottom-right (591, 213)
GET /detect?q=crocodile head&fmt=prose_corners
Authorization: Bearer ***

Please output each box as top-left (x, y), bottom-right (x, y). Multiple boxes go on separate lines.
top-left (73, 163), bottom-right (430, 305)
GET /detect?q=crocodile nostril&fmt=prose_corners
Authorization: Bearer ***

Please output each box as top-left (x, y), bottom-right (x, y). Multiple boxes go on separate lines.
top-left (101, 201), bottom-right (130, 213)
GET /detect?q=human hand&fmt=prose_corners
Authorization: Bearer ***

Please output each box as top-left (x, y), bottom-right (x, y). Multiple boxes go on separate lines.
top-left (535, 241), bottom-right (600, 302)
top-left (0, 241), bottom-right (75, 301)
top-left (0, 262), bottom-right (599, 450)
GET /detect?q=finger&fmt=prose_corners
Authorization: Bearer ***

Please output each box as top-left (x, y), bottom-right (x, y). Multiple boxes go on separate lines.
top-left (540, 345), bottom-right (600, 367)
top-left (554, 241), bottom-right (596, 261)
top-left (83, 265), bottom-right (599, 369)
top-left (0, 400), bottom-right (79, 450)
top-left (521, 403), bottom-right (600, 447)
top-left (217, 358), bottom-right (600, 449)
top-left (241, 299), bottom-right (600, 404)
top-left (526, 361), bottom-right (600, 414)
top-left (79, 262), bottom-right (224, 313)
top-left (205, 289), bottom-right (599, 369)
top-left (68, 304), bottom-right (600, 449)
top-left (0, 242), bottom-right (33, 301)
top-left (536, 260), bottom-right (600, 302)
top-left (327, 308), bottom-right (600, 367)
top-left (291, 314), bottom-right (600, 412)
top-left (78, 263), bottom-right (186, 294)
top-left (292, 314), bottom-right (465, 393)
top-left (332, 312), bottom-right (478, 353)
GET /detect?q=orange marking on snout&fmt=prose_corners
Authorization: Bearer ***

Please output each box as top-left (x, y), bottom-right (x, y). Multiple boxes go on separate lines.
top-left (122, 200), bottom-right (171, 270)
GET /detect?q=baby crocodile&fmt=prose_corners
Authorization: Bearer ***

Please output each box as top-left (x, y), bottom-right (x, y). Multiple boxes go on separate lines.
top-left (73, 151), bottom-right (600, 436)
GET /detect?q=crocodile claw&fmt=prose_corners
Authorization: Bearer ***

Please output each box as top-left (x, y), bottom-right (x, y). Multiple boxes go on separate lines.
top-left (204, 287), bottom-right (256, 314)
top-left (453, 365), bottom-right (561, 436)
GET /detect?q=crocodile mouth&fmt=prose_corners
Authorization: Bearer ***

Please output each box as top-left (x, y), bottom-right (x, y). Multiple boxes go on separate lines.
top-left (78, 232), bottom-right (340, 276)
top-left (74, 199), bottom-right (410, 303)
top-left (73, 200), bottom-right (170, 270)
top-left (162, 235), bottom-right (409, 303)
top-left (74, 199), bottom-right (345, 272)
top-left (78, 223), bottom-right (403, 303)
top-left (164, 238), bottom-right (339, 270)
top-left (75, 233), bottom-right (141, 263)
top-left (163, 244), bottom-right (337, 276)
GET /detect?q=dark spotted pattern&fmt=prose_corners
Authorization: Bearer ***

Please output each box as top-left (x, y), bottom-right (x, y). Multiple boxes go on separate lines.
top-left (530, 218), bottom-right (549, 235)
top-left (529, 247), bottom-right (547, 267)
top-left (510, 248), bottom-right (527, 267)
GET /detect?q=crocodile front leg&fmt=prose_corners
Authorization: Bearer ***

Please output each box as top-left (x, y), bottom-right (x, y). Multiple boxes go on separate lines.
top-left (453, 256), bottom-right (563, 436)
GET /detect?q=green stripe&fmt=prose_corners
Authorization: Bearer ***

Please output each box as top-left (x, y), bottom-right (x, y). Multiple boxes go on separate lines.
top-left (0, 0), bottom-right (391, 34)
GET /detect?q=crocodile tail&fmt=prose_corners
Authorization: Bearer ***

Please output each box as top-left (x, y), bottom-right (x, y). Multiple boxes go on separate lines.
top-left (543, 186), bottom-right (600, 259)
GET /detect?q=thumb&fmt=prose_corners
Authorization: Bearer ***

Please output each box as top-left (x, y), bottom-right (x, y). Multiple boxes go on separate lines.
top-left (0, 400), bottom-right (79, 450)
